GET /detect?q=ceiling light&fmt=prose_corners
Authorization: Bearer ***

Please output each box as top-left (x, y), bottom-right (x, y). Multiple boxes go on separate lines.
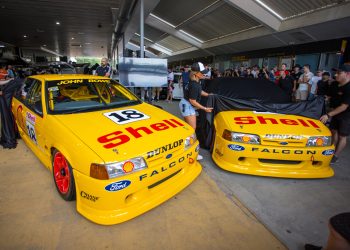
top-left (179, 30), bottom-right (203, 43)
top-left (56, 21), bottom-right (60, 25)
top-left (78, 32), bottom-right (84, 35)
top-left (0, 44), bottom-right (5, 48)
top-left (43, 44), bottom-right (47, 47)
top-left (135, 33), bottom-right (154, 42)
top-left (71, 37), bottom-right (75, 40)
top-left (84, 42), bottom-right (91, 45)
top-left (23, 35), bottom-right (28, 38)
top-left (149, 13), bottom-right (175, 28)
top-left (255, 0), bottom-right (284, 20)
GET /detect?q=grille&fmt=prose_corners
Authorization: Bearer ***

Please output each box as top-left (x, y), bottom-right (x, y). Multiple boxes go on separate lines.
top-left (148, 169), bottom-right (182, 189)
top-left (259, 159), bottom-right (301, 165)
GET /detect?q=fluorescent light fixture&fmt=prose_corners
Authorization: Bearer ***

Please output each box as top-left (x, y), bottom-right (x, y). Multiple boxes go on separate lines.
top-left (84, 42), bottom-right (91, 45)
top-left (71, 37), bottom-right (75, 40)
top-left (149, 13), bottom-right (175, 28)
top-left (43, 44), bottom-right (47, 47)
top-left (0, 44), bottom-right (5, 48)
top-left (23, 35), bottom-right (28, 38)
top-left (154, 43), bottom-right (172, 53)
top-left (134, 33), bottom-right (154, 42)
top-left (255, 0), bottom-right (283, 20)
top-left (40, 46), bottom-right (63, 57)
top-left (56, 21), bottom-right (60, 25)
top-left (179, 29), bottom-right (203, 43)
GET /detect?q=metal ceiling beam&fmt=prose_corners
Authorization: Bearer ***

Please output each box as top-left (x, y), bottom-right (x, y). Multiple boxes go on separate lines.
top-left (164, 2), bottom-right (350, 59)
top-left (175, 0), bottom-right (225, 29)
top-left (145, 14), bottom-right (203, 48)
top-left (116, 0), bottom-right (161, 58)
top-left (224, 0), bottom-right (281, 31)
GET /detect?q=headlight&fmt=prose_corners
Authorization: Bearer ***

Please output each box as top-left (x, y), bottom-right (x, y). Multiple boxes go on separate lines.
top-left (90, 157), bottom-right (147, 180)
top-left (185, 133), bottom-right (197, 149)
top-left (223, 129), bottom-right (260, 144)
top-left (306, 136), bottom-right (332, 147)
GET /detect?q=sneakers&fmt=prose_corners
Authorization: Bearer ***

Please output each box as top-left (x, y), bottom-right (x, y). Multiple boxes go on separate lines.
top-left (197, 154), bottom-right (203, 161)
top-left (330, 155), bottom-right (338, 165)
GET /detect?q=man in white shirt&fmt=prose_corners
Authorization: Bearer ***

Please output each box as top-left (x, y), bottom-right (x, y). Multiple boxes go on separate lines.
top-left (296, 64), bottom-right (314, 101)
top-left (309, 70), bottom-right (323, 100)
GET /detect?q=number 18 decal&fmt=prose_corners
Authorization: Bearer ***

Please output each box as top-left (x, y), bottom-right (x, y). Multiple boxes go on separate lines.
top-left (104, 109), bottom-right (150, 125)
top-left (26, 121), bottom-right (37, 144)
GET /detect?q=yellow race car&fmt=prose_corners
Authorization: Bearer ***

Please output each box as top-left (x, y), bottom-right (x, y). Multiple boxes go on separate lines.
top-left (211, 111), bottom-right (334, 178)
top-left (12, 74), bottom-right (201, 225)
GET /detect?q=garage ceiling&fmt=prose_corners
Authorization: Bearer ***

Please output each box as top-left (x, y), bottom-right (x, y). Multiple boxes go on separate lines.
top-left (1, 0), bottom-right (350, 61)
top-left (0, 0), bottom-right (120, 57)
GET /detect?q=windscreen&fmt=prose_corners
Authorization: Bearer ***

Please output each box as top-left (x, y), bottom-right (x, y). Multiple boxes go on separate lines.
top-left (46, 78), bottom-right (140, 114)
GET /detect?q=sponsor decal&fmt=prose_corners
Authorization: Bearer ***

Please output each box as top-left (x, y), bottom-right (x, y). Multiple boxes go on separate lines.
top-left (146, 139), bottom-right (183, 159)
top-left (279, 142), bottom-right (289, 145)
top-left (251, 147), bottom-right (316, 155)
top-left (26, 112), bottom-right (36, 125)
top-left (139, 152), bottom-right (192, 181)
top-left (228, 144), bottom-right (245, 151)
top-left (322, 149), bottom-right (335, 156)
top-left (98, 119), bottom-right (185, 149)
top-left (265, 134), bottom-right (304, 140)
top-left (57, 79), bottom-right (84, 85)
top-left (104, 109), bottom-right (150, 125)
top-left (105, 180), bottom-right (131, 192)
top-left (234, 116), bottom-right (320, 128)
top-left (88, 79), bottom-right (109, 83)
top-left (166, 154), bottom-right (172, 159)
top-left (80, 191), bottom-right (99, 202)
top-left (26, 121), bottom-right (37, 144)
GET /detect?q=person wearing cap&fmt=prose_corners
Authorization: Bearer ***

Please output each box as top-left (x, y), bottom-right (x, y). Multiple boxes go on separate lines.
top-left (179, 62), bottom-right (213, 160)
top-left (320, 64), bottom-right (350, 164)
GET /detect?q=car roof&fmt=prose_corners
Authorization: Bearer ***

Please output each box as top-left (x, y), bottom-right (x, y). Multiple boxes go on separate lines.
top-left (28, 74), bottom-right (111, 81)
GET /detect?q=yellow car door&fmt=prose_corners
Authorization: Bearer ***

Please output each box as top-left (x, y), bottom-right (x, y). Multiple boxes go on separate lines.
top-left (20, 79), bottom-right (47, 158)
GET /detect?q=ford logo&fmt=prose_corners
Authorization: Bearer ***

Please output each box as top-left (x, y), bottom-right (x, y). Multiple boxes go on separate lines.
top-left (105, 180), bottom-right (131, 192)
top-left (228, 144), bottom-right (245, 151)
top-left (166, 153), bottom-right (172, 159)
top-left (322, 149), bottom-right (335, 156)
top-left (279, 141), bottom-right (288, 145)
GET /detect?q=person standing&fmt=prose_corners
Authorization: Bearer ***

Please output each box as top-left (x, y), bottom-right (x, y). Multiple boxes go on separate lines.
top-left (95, 58), bottom-right (111, 77)
top-left (7, 65), bottom-right (15, 78)
top-left (278, 70), bottom-right (293, 101)
top-left (320, 64), bottom-right (350, 164)
top-left (309, 70), bottom-right (323, 100)
top-left (179, 62), bottom-right (213, 160)
top-left (166, 68), bottom-right (174, 102)
top-left (296, 64), bottom-right (314, 101)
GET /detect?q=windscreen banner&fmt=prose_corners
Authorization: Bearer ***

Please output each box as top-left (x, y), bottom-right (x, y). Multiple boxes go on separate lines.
top-left (118, 57), bottom-right (168, 87)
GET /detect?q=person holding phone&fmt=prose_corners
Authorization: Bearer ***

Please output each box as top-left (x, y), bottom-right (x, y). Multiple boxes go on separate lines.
top-left (179, 62), bottom-right (213, 160)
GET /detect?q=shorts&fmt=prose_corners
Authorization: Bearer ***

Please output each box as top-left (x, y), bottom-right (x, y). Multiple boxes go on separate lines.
top-left (179, 98), bottom-right (196, 117)
top-left (329, 113), bottom-right (350, 136)
top-left (295, 89), bottom-right (308, 100)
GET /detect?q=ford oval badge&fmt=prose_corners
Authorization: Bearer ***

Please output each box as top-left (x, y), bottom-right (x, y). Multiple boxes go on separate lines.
top-left (322, 149), bottom-right (335, 156)
top-left (280, 141), bottom-right (288, 145)
top-left (166, 153), bottom-right (172, 159)
top-left (228, 144), bottom-right (245, 151)
top-left (105, 180), bottom-right (131, 192)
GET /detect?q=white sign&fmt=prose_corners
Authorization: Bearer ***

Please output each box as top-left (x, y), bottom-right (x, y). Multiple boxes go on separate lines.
top-left (104, 109), bottom-right (150, 125)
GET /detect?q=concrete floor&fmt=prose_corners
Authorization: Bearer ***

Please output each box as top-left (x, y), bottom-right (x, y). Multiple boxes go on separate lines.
top-left (0, 141), bottom-right (284, 250)
top-left (157, 100), bottom-right (350, 250)
top-left (1, 100), bottom-right (349, 250)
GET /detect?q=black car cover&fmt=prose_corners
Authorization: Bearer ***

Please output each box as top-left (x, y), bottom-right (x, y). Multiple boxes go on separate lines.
top-left (196, 77), bottom-right (326, 148)
top-left (0, 79), bottom-right (23, 149)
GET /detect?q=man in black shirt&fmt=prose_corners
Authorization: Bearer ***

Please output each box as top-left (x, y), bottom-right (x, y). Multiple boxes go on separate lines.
top-left (279, 70), bottom-right (293, 101)
top-left (316, 72), bottom-right (331, 96)
top-left (95, 58), bottom-right (111, 77)
top-left (320, 64), bottom-right (350, 164)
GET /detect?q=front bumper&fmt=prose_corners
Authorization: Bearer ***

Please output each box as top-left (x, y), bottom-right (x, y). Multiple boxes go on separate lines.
top-left (73, 144), bottom-right (201, 225)
top-left (212, 137), bottom-right (334, 179)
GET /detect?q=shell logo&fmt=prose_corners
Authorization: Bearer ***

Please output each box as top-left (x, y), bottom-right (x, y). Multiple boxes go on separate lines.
top-left (122, 161), bottom-right (134, 173)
